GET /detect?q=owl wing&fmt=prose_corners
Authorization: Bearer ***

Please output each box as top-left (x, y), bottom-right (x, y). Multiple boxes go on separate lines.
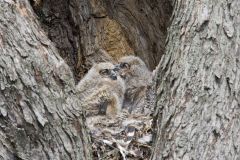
top-left (82, 86), bottom-right (112, 116)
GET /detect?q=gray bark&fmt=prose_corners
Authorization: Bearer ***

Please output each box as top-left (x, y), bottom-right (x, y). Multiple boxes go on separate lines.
top-left (102, 0), bottom-right (172, 70)
top-left (39, 0), bottom-right (114, 81)
top-left (3, 0), bottom-right (239, 159)
top-left (152, 0), bottom-right (240, 159)
top-left (38, 0), bottom-right (172, 79)
top-left (1, 0), bottom-right (172, 159)
top-left (0, 0), bottom-right (92, 159)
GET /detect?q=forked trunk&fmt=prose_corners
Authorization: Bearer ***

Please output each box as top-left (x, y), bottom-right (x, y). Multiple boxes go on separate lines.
top-left (152, 0), bottom-right (240, 159)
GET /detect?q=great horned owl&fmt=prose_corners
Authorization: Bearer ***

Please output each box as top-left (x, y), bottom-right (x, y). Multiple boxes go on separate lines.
top-left (115, 56), bottom-right (152, 114)
top-left (76, 62), bottom-right (125, 116)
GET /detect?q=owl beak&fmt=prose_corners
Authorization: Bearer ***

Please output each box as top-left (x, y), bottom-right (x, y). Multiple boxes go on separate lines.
top-left (110, 70), bottom-right (117, 80)
top-left (113, 64), bottom-right (121, 72)
top-left (113, 64), bottom-right (127, 79)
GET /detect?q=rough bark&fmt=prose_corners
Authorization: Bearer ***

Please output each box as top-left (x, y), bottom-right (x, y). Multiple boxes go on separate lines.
top-left (102, 0), bottom-right (173, 70)
top-left (0, 0), bottom-right (92, 159)
top-left (37, 0), bottom-right (134, 81)
top-left (36, 0), bottom-right (172, 81)
top-left (0, 0), bottom-right (173, 159)
top-left (35, 0), bottom-right (104, 81)
top-left (4, 0), bottom-right (239, 159)
top-left (152, 0), bottom-right (240, 159)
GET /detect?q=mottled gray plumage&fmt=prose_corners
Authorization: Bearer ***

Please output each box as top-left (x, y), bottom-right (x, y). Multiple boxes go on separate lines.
top-left (116, 56), bottom-right (153, 114)
top-left (76, 62), bottom-right (125, 116)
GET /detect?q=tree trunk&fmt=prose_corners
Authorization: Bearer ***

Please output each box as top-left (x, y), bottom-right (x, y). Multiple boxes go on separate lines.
top-left (0, 0), bottom-right (91, 159)
top-left (37, 0), bottom-right (171, 80)
top-left (101, 0), bottom-right (172, 70)
top-left (1, 0), bottom-right (172, 159)
top-left (3, 0), bottom-right (240, 159)
top-left (152, 0), bottom-right (240, 159)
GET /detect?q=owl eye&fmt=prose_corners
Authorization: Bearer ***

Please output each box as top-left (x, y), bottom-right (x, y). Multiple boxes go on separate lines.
top-left (120, 62), bottom-right (130, 69)
top-left (99, 69), bottom-right (110, 75)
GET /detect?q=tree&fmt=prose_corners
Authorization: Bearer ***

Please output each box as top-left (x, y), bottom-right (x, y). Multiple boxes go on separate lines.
top-left (1, 0), bottom-right (240, 159)
top-left (0, 0), bottom-right (91, 159)
top-left (152, 0), bottom-right (240, 159)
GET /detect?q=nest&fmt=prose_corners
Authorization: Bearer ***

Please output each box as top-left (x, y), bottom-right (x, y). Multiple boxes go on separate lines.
top-left (86, 109), bottom-right (153, 160)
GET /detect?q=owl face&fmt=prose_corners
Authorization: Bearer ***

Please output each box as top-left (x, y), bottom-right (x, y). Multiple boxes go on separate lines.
top-left (99, 68), bottom-right (117, 80)
top-left (114, 62), bottom-right (131, 79)
top-left (95, 62), bottom-right (118, 80)
top-left (114, 56), bottom-right (144, 79)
